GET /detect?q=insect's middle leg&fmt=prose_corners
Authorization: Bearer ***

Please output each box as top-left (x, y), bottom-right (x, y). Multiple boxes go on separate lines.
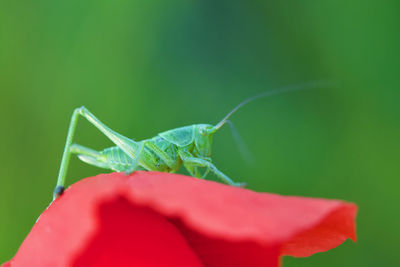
top-left (70, 143), bottom-right (103, 158)
top-left (69, 144), bottom-right (110, 169)
top-left (125, 139), bottom-right (182, 175)
top-left (178, 150), bottom-right (246, 187)
top-left (124, 142), bottom-right (145, 174)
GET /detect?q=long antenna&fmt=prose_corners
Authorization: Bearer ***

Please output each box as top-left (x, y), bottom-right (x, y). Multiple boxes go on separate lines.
top-left (225, 120), bottom-right (254, 165)
top-left (214, 80), bottom-right (335, 130)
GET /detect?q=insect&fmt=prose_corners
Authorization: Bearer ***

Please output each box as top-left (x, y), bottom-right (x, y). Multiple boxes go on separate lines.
top-left (53, 82), bottom-right (330, 200)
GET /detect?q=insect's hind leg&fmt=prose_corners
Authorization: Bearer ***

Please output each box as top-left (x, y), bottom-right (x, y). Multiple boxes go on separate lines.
top-left (53, 106), bottom-right (139, 200)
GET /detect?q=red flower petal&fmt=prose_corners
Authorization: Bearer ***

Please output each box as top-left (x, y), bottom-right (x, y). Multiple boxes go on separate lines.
top-left (3, 171), bottom-right (357, 267)
top-left (281, 202), bottom-right (357, 257)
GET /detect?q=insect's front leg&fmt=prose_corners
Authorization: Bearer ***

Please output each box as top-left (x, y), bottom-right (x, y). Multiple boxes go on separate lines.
top-left (183, 163), bottom-right (202, 178)
top-left (201, 168), bottom-right (210, 179)
top-left (178, 150), bottom-right (246, 187)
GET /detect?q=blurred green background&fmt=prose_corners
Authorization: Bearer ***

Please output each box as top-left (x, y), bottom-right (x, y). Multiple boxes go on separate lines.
top-left (1, 0), bottom-right (399, 266)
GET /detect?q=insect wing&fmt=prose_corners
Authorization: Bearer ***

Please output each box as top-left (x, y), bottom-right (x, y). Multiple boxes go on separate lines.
top-left (159, 126), bottom-right (194, 147)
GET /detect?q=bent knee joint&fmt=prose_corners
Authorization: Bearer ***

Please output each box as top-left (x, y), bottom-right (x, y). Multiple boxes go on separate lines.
top-left (76, 106), bottom-right (87, 115)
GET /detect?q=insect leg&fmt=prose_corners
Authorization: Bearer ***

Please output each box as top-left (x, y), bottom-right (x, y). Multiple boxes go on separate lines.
top-left (69, 144), bottom-right (110, 169)
top-left (143, 141), bottom-right (179, 171)
top-left (53, 108), bottom-right (81, 199)
top-left (76, 107), bottom-right (138, 157)
top-left (54, 106), bottom-right (139, 200)
top-left (183, 163), bottom-right (202, 178)
top-left (201, 168), bottom-right (210, 179)
top-left (178, 150), bottom-right (246, 187)
top-left (124, 141), bottom-right (145, 174)
top-left (184, 161), bottom-right (209, 179)
top-left (70, 144), bottom-right (103, 158)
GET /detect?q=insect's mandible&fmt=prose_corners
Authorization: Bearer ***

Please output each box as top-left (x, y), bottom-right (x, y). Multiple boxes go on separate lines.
top-left (53, 81), bottom-right (331, 200)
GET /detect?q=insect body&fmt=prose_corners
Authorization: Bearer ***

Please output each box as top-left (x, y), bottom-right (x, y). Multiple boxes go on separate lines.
top-left (53, 82), bottom-right (330, 199)
top-left (69, 122), bottom-right (232, 184)
top-left (53, 105), bottom-right (245, 200)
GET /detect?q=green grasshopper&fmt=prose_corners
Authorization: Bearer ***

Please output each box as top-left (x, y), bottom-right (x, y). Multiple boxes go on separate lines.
top-left (53, 82), bottom-right (329, 199)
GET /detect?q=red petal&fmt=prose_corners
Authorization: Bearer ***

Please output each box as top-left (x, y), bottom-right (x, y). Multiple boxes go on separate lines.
top-left (281, 201), bottom-right (357, 257)
top-left (4, 171), bottom-right (357, 266)
top-left (73, 197), bottom-right (204, 267)
top-left (7, 182), bottom-right (204, 266)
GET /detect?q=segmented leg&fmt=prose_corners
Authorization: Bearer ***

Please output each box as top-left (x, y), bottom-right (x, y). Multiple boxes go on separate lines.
top-left (178, 150), bottom-right (246, 187)
top-left (124, 142), bottom-right (145, 174)
top-left (143, 141), bottom-right (179, 171)
top-left (70, 144), bottom-right (110, 169)
top-left (70, 143), bottom-right (102, 157)
top-left (54, 106), bottom-right (139, 200)
top-left (183, 163), bottom-right (202, 178)
top-left (201, 168), bottom-right (210, 179)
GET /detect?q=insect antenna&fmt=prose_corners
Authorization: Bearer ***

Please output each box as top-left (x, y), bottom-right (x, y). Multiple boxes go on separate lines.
top-left (214, 80), bottom-right (336, 130)
top-left (226, 120), bottom-right (254, 165)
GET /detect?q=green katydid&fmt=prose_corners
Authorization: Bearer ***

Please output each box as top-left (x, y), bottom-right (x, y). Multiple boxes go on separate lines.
top-left (53, 82), bottom-right (331, 200)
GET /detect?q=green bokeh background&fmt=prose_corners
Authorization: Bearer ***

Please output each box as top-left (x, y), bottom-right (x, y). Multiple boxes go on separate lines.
top-left (1, 1), bottom-right (399, 266)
